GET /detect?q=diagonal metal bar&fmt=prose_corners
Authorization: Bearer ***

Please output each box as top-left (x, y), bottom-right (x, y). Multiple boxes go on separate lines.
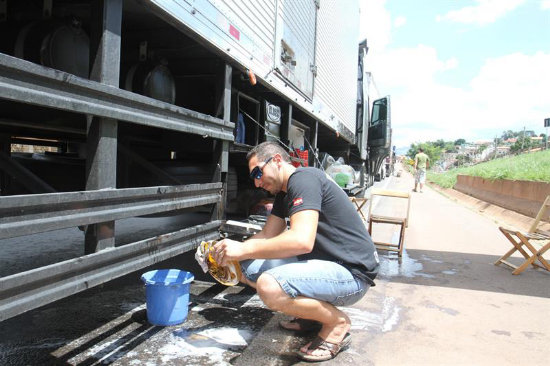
top-left (0, 150), bottom-right (56, 193)
top-left (0, 220), bottom-right (221, 321)
top-left (0, 53), bottom-right (235, 141)
top-left (0, 183), bottom-right (222, 239)
top-left (117, 144), bottom-right (183, 185)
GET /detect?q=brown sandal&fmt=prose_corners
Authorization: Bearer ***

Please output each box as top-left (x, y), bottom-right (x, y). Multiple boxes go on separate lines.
top-left (296, 332), bottom-right (352, 362)
top-left (279, 318), bottom-right (322, 333)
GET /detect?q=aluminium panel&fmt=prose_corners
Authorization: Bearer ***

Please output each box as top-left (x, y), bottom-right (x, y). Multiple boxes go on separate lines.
top-left (146, 0), bottom-right (346, 139)
top-left (314, 0), bottom-right (359, 140)
top-left (274, 0), bottom-right (317, 98)
top-left (147, 0), bottom-right (276, 80)
top-left (211, 0), bottom-right (276, 59)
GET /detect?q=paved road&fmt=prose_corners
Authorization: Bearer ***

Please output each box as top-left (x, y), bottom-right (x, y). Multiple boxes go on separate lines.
top-left (1, 166), bottom-right (549, 365)
top-left (354, 167), bottom-right (550, 366)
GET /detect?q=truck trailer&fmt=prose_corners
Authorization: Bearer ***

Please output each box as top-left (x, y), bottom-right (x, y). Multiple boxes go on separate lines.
top-left (0, 0), bottom-right (391, 321)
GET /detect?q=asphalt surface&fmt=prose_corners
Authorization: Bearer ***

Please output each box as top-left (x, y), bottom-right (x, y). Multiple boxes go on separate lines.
top-left (1, 165), bottom-right (549, 365)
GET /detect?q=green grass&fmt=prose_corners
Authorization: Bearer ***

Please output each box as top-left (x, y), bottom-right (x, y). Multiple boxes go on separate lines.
top-left (427, 149), bottom-right (550, 188)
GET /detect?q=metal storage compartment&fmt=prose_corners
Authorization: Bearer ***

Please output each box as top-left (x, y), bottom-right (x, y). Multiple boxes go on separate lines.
top-left (274, 0), bottom-right (317, 99)
top-left (147, 0), bottom-right (359, 142)
top-left (314, 0), bottom-right (360, 142)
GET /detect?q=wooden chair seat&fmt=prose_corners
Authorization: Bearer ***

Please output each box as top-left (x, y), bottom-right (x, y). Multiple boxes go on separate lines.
top-left (523, 231), bottom-right (550, 240)
top-left (495, 195), bottom-right (550, 275)
top-left (370, 214), bottom-right (407, 225)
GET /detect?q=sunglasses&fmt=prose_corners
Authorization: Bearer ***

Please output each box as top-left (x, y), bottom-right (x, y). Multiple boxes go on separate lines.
top-left (249, 156), bottom-right (273, 180)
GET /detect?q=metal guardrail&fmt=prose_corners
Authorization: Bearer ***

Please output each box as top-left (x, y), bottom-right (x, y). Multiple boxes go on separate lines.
top-left (0, 53), bottom-right (235, 141)
top-left (0, 183), bottom-right (224, 321)
top-left (0, 183), bottom-right (222, 239)
top-left (0, 220), bottom-right (221, 321)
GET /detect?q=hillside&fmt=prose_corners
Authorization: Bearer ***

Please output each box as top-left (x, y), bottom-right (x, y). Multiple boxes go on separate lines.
top-left (427, 149), bottom-right (550, 188)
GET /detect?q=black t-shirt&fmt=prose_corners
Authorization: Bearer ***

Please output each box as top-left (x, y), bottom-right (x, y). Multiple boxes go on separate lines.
top-left (271, 167), bottom-right (379, 285)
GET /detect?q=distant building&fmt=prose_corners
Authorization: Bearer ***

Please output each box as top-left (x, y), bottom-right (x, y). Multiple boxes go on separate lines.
top-left (495, 146), bottom-right (510, 156)
top-left (474, 140), bottom-right (492, 146)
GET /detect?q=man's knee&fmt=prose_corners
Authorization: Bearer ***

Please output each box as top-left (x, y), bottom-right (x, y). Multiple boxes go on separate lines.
top-left (240, 273), bottom-right (256, 289)
top-left (256, 273), bottom-right (288, 311)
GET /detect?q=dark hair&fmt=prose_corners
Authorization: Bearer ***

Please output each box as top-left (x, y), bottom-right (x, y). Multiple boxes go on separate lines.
top-left (418, 148), bottom-right (424, 152)
top-left (246, 141), bottom-right (291, 163)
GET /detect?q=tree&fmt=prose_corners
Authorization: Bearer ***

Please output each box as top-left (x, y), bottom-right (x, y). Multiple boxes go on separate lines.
top-left (501, 130), bottom-right (516, 140)
top-left (407, 142), bottom-right (442, 168)
top-left (433, 139), bottom-right (445, 148)
top-left (444, 141), bottom-right (457, 152)
top-left (454, 154), bottom-right (471, 167)
top-left (477, 144), bottom-right (488, 154)
top-left (454, 138), bottom-right (466, 146)
top-left (510, 135), bottom-right (532, 152)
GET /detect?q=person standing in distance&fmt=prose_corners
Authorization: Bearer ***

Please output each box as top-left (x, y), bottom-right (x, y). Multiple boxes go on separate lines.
top-left (212, 141), bottom-right (379, 362)
top-left (413, 148), bottom-right (430, 192)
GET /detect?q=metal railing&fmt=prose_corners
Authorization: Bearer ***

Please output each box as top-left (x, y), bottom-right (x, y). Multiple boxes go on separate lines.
top-left (0, 183), bottom-right (223, 321)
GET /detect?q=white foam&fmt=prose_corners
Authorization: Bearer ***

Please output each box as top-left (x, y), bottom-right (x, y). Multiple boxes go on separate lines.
top-left (156, 327), bottom-right (254, 365)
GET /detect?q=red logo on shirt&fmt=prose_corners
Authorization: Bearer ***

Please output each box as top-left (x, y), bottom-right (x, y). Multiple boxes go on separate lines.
top-left (293, 198), bottom-right (303, 206)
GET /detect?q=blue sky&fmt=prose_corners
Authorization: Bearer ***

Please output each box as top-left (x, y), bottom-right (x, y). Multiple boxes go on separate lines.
top-left (360, 0), bottom-right (550, 149)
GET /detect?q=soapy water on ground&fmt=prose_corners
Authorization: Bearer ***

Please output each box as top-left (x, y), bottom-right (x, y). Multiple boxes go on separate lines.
top-left (158, 327), bottom-right (253, 365)
top-left (42, 299), bottom-right (261, 366)
top-left (0, 208), bottom-right (416, 365)
top-left (341, 295), bottom-right (402, 334)
top-left (378, 250), bottom-right (435, 279)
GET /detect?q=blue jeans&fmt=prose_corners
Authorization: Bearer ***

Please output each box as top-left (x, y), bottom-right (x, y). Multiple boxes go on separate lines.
top-left (240, 258), bottom-right (369, 306)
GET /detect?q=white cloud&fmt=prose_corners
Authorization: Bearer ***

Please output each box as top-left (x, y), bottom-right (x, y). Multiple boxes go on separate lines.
top-left (469, 52), bottom-right (550, 125)
top-left (443, 57), bottom-right (459, 71)
top-left (371, 48), bottom-right (550, 148)
top-left (393, 16), bottom-right (406, 28)
top-left (360, 0), bottom-right (550, 149)
top-left (437, 0), bottom-right (526, 25)
top-left (359, 0), bottom-right (392, 51)
top-left (542, 0), bottom-right (550, 9)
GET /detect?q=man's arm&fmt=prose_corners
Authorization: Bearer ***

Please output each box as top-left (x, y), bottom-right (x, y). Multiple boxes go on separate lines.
top-left (213, 209), bottom-right (318, 265)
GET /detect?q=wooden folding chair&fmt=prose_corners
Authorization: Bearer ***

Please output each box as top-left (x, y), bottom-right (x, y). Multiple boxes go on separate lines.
top-left (350, 196), bottom-right (368, 222)
top-left (367, 188), bottom-right (411, 257)
top-left (495, 195), bottom-right (550, 275)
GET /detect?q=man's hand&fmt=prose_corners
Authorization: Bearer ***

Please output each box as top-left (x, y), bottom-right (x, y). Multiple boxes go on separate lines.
top-left (212, 238), bottom-right (247, 266)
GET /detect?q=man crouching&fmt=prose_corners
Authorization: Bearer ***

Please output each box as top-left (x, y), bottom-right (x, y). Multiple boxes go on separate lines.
top-left (212, 141), bottom-right (379, 362)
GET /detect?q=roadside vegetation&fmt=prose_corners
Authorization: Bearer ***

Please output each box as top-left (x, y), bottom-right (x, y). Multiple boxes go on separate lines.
top-left (427, 149), bottom-right (550, 188)
top-left (405, 129), bottom-right (549, 188)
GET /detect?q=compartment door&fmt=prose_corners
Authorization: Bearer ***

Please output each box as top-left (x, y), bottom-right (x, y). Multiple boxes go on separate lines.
top-left (274, 0), bottom-right (317, 99)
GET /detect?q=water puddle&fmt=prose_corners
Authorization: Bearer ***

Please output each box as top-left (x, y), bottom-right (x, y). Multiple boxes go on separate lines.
top-left (342, 296), bottom-right (402, 334)
top-left (378, 251), bottom-right (434, 278)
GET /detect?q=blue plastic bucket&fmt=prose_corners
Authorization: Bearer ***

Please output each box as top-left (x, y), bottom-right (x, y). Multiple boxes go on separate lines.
top-left (140, 269), bottom-right (194, 326)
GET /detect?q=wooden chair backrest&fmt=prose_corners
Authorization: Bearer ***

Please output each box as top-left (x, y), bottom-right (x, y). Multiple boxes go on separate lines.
top-left (529, 195), bottom-right (550, 233)
top-left (369, 188), bottom-right (411, 226)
